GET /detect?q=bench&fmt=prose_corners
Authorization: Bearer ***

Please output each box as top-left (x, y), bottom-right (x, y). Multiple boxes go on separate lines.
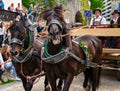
top-left (70, 28), bottom-right (120, 61)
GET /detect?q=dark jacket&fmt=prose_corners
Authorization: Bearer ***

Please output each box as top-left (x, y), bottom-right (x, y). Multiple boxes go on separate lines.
top-left (110, 16), bottom-right (120, 28)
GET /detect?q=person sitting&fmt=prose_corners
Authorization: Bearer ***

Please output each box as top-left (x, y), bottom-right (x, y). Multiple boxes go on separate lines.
top-left (0, 44), bottom-right (20, 81)
top-left (90, 9), bottom-right (107, 28)
top-left (0, 52), bottom-right (5, 82)
top-left (106, 10), bottom-right (120, 48)
top-left (36, 21), bottom-right (47, 37)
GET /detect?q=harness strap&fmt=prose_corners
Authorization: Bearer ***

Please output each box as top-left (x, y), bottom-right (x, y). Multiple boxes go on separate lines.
top-left (11, 48), bottom-right (34, 63)
top-left (93, 17), bottom-right (103, 25)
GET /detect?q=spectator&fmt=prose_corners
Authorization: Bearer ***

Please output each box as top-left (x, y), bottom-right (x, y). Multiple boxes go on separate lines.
top-left (0, 52), bottom-right (5, 83)
top-left (28, 4), bottom-right (35, 22)
top-left (8, 3), bottom-right (15, 12)
top-left (106, 10), bottom-right (120, 48)
top-left (36, 21), bottom-right (46, 37)
top-left (0, 0), bottom-right (4, 10)
top-left (0, 21), bottom-right (6, 48)
top-left (90, 9), bottom-right (107, 28)
top-left (15, 3), bottom-right (22, 12)
top-left (0, 44), bottom-right (20, 81)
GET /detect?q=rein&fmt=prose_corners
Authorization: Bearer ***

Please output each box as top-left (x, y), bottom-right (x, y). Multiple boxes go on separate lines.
top-left (10, 24), bottom-right (45, 83)
top-left (20, 60), bottom-right (45, 84)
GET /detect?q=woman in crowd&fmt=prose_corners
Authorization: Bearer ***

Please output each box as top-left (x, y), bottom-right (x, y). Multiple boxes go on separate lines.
top-left (0, 21), bottom-right (6, 48)
top-left (0, 44), bottom-right (20, 81)
top-left (0, 51), bottom-right (5, 82)
top-left (8, 3), bottom-right (15, 12)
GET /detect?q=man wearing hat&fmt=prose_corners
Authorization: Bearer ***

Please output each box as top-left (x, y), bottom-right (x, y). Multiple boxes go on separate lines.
top-left (110, 10), bottom-right (120, 28)
top-left (106, 10), bottom-right (120, 48)
top-left (90, 9), bottom-right (107, 28)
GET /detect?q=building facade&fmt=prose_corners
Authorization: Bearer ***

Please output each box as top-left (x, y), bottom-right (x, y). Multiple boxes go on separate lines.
top-left (102, 0), bottom-right (120, 20)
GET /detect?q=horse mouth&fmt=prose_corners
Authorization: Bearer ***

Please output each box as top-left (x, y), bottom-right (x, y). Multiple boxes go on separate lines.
top-left (10, 50), bottom-right (20, 57)
top-left (53, 40), bottom-right (60, 45)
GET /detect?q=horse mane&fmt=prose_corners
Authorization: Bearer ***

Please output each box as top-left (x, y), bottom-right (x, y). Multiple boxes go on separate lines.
top-left (41, 5), bottom-right (67, 28)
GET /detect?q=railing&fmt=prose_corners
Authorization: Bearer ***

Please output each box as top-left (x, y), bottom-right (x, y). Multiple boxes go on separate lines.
top-left (0, 10), bottom-right (18, 21)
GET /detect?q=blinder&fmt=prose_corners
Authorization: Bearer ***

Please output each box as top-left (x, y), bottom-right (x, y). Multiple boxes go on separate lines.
top-left (10, 38), bottom-right (23, 46)
top-left (48, 19), bottom-right (63, 32)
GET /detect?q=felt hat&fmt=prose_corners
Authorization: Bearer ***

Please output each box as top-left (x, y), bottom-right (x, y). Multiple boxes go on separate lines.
top-left (112, 10), bottom-right (120, 15)
top-left (93, 9), bottom-right (102, 14)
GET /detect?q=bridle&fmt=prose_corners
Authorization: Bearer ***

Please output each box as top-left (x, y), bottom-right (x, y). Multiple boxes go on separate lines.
top-left (10, 18), bottom-right (45, 83)
top-left (47, 19), bottom-right (71, 39)
top-left (10, 37), bottom-right (25, 53)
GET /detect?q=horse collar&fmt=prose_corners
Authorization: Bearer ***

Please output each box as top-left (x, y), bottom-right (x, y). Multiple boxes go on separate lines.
top-left (44, 40), bottom-right (64, 57)
top-left (11, 48), bottom-right (34, 63)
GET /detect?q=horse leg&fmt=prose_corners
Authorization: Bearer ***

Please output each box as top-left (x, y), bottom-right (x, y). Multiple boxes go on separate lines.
top-left (21, 77), bottom-right (33, 91)
top-left (63, 74), bottom-right (74, 91)
top-left (44, 76), bottom-right (50, 91)
top-left (83, 69), bottom-right (91, 91)
top-left (49, 78), bottom-right (57, 91)
top-left (91, 67), bottom-right (101, 91)
top-left (57, 78), bottom-right (63, 91)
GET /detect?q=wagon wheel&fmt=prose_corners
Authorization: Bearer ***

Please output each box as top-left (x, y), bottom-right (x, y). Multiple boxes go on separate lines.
top-left (116, 61), bottom-right (120, 81)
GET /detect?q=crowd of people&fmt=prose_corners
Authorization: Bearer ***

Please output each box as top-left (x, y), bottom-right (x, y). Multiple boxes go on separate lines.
top-left (0, 20), bottom-right (20, 83)
top-left (0, 1), bottom-right (44, 83)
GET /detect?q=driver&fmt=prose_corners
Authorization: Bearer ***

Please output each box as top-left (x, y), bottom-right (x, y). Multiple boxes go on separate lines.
top-left (90, 9), bottom-right (107, 28)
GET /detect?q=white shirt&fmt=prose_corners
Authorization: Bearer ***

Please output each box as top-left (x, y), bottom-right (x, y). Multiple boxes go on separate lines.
top-left (0, 27), bottom-right (6, 35)
top-left (0, 52), bottom-right (4, 68)
top-left (112, 17), bottom-right (119, 24)
top-left (90, 15), bottom-right (107, 25)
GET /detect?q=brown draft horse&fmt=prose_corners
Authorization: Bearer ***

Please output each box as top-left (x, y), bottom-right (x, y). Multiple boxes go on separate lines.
top-left (8, 15), bottom-right (50, 91)
top-left (41, 5), bottom-right (102, 91)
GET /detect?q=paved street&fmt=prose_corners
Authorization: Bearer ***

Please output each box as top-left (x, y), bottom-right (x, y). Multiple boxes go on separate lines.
top-left (0, 70), bottom-right (120, 91)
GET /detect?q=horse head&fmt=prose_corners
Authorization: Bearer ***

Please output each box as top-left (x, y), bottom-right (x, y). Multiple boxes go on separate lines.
top-left (9, 18), bottom-right (26, 57)
top-left (42, 5), bottom-right (67, 45)
top-left (47, 19), bottom-right (64, 45)
top-left (8, 15), bottom-right (34, 57)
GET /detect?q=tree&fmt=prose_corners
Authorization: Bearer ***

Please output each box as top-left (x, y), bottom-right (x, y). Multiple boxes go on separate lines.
top-left (22, 0), bottom-right (67, 9)
top-left (43, 0), bottom-right (67, 8)
top-left (90, 0), bottom-right (104, 11)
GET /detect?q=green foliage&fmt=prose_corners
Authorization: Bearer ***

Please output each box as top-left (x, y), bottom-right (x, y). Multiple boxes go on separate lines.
top-left (44, 0), bottom-right (67, 8)
top-left (90, 0), bottom-right (104, 11)
top-left (79, 40), bottom-right (88, 53)
top-left (22, 0), bottom-right (67, 9)
top-left (79, 0), bottom-right (90, 24)
top-left (0, 80), bottom-right (14, 85)
top-left (22, 0), bottom-right (31, 8)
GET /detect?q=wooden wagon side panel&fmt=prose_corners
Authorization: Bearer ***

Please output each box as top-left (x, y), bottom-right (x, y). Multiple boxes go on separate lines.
top-left (70, 28), bottom-right (120, 60)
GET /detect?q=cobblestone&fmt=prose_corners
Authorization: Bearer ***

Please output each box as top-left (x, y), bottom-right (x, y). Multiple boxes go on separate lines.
top-left (0, 70), bottom-right (120, 91)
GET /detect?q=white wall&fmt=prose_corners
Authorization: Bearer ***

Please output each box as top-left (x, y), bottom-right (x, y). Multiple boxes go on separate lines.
top-left (3, 0), bottom-right (22, 10)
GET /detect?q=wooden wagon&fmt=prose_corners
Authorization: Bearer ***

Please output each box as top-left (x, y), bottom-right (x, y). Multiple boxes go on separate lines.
top-left (71, 27), bottom-right (120, 79)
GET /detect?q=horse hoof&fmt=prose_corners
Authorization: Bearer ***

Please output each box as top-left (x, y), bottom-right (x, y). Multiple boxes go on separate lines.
top-left (45, 85), bottom-right (50, 91)
top-left (85, 85), bottom-right (90, 91)
top-left (57, 87), bottom-right (62, 91)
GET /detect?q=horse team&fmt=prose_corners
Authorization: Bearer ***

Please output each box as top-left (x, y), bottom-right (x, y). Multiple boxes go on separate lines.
top-left (8, 5), bottom-right (103, 91)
